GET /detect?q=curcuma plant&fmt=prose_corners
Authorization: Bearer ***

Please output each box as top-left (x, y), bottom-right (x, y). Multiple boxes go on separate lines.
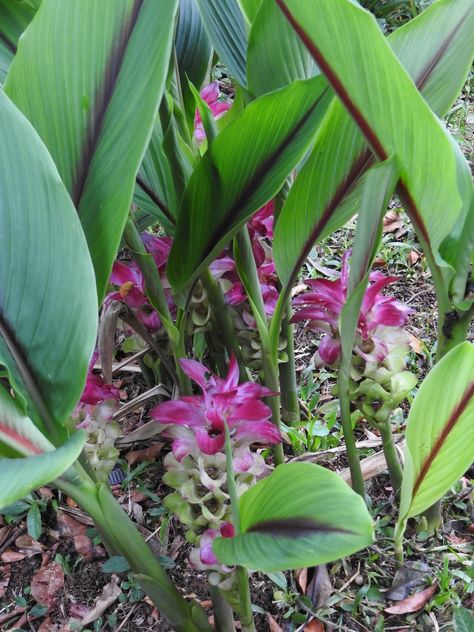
top-left (0, 0), bottom-right (473, 629)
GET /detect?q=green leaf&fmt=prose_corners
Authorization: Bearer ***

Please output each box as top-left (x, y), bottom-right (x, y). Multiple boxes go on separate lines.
top-left (27, 502), bottom-right (42, 541)
top-left (398, 342), bottom-right (474, 522)
top-left (247, 0), bottom-right (317, 97)
top-left (0, 430), bottom-right (86, 509)
top-left (454, 607), bottom-right (474, 632)
top-left (213, 462), bottom-right (374, 572)
top-left (237, 0), bottom-right (261, 24)
top-left (176, 0), bottom-right (212, 91)
top-left (0, 90), bottom-right (97, 433)
top-left (102, 555), bottom-right (131, 573)
top-left (176, 0), bottom-right (212, 125)
top-left (5, 0), bottom-right (178, 300)
top-left (167, 77), bottom-right (332, 294)
top-left (274, 0), bottom-right (474, 294)
top-left (0, 0), bottom-right (36, 83)
top-left (338, 158), bottom-right (399, 434)
top-left (0, 384), bottom-right (54, 456)
top-left (195, 0), bottom-right (248, 87)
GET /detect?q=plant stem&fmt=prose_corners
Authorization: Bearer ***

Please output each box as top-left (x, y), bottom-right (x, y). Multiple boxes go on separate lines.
top-left (262, 350), bottom-right (285, 466)
top-left (208, 582), bottom-right (236, 632)
top-left (378, 418), bottom-right (403, 494)
top-left (338, 388), bottom-right (365, 498)
top-left (223, 422), bottom-right (256, 632)
top-left (123, 216), bottom-right (191, 395)
top-left (57, 467), bottom-right (210, 632)
top-left (201, 268), bottom-right (249, 381)
top-left (279, 306), bottom-right (300, 425)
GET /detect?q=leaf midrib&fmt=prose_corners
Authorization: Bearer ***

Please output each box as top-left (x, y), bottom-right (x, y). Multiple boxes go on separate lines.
top-left (72, 0), bottom-right (143, 208)
top-left (412, 381), bottom-right (474, 497)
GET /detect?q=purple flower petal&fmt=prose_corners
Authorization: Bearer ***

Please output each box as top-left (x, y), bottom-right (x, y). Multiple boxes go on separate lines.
top-left (150, 400), bottom-right (204, 427)
top-left (318, 334), bottom-right (341, 365)
top-left (195, 426), bottom-right (226, 455)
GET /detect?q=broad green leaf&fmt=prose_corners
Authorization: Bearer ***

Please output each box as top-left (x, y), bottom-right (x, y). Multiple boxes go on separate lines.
top-left (176, 0), bottom-right (212, 126)
top-left (0, 430), bottom-right (85, 509)
top-left (0, 89), bottom-right (97, 434)
top-left (213, 462), bottom-right (374, 572)
top-left (0, 0), bottom-right (36, 84)
top-left (167, 77), bottom-right (332, 294)
top-left (195, 0), bottom-right (248, 87)
top-left (135, 124), bottom-right (179, 234)
top-left (176, 0), bottom-right (212, 91)
top-left (247, 0), bottom-right (317, 97)
top-left (454, 607), bottom-right (474, 632)
top-left (5, 0), bottom-right (178, 300)
top-left (339, 158), bottom-right (399, 406)
top-left (0, 384), bottom-right (53, 456)
top-left (399, 342), bottom-right (474, 521)
top-left (237, 0), bottom-right (261, 24)
top-left (274, 0), bottom-right (474, 294)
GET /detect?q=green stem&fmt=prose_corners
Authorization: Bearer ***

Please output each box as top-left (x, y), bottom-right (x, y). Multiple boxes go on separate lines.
top-left (378, 418), bottom-right (403, 494)
top-left (338, 388), bottom-right (365, 498)
top-left (201, 268), bottom-right (248, 381)
top-left (57, 468), bottom-right (210, 632)
top-left (123, 217), bottom-right (191, 395)
top-left (208, 582), bottom-right (236, 632)
top-left (262, 351), bottom-right (285, 466)
top-left (223, 423), bottom-right (256, 632)
top-left (279, 307), bottom-right (300, 425)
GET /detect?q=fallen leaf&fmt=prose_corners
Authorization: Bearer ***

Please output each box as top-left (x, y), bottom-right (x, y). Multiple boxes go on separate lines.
top-left (385, 584), bottom-right (437, 614)
top-left (409, 334), bottom-right (424, 355)
top-left (296, 567), bottom-right (308, 593)
top-left (383, 219), bottom-right (404, 233)
top-left (125, 442), bottom-right (164, 465)
top-left (130, 491), bottom-right (148, 503)
top-left (407, 250), bottom-right (420, 265)
top-left (0, 565), bottom-right (11, 598)
top-left (80, 575), bottom-right (122, 625)
top-left (74, 535), bottom-right (93, 561)
top-left (65, 497), bottom-right (78, 508)
top-left (304, 621), bottom-right (325, 632)
top-left (15, 534), bottom-right (44, 557)
top-left (307, 565), bottom-right (332, 607)
top-left (1, 549), bottom-right (26, 563)
top-left (386, 561), bottom-right (431, 601)
top-left (31, 561), bottom-right (65, 609)
top-left (267, 613), bottom-right (284, 632)
top-left (57, 511), bottom-right (88, 538)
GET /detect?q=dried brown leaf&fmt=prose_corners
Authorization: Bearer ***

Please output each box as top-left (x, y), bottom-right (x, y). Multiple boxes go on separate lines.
top-left (0, 565), bottom-right (11, 598)
top-left (80, 575), bottom-right (122, 625)
top-left (304, 621), bottom-right (325, 632)
top-left (1, 549), bottom-right (26, 563)
top-left (267, 613), bottom-right (284, 632)
top-left (74, 535), bottom-right (93, 561)
top-left (31, 561), bottom-right (65, 609)
top-left (296, 567), bottom-right (308, 593)
top-left (125, 442), bottom-right (164, 465)
top-left (57, 511), bottom-right (88, 538)
top-left (385, 584), bottom-right (437, 614)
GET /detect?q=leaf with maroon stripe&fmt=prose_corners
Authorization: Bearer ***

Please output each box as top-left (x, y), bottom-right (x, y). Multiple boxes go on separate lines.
top-left (213, 462), bottom-right (373, 572)
top-left (0, 384), bottom-right (53, 458)
top-left (398, 342), bottom-right (474, 522)
top-left (0, 89), bottom-right (97, 437)
top-left (167, 77), bottom-right (332, 294)
top-left (274, 0), bottom-right (474, 302)
top-left (5, 0), bottom-right (178, 300)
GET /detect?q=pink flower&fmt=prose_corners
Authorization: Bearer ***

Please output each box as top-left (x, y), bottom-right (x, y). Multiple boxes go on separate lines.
top-left (150, 356), bottom-right (280, 457)
top-left (80, 351), bottom-right (121, 406)
top-left (189, 522), bottom-right (235, 569)
top-left (194, 82), bottom-right (231, 143)
top-left (105, 234), bottom-right (174, 331)
top-left (292, 252), bottom-right (413, 365)
top-left (248, 200), bottom-right (274, 240)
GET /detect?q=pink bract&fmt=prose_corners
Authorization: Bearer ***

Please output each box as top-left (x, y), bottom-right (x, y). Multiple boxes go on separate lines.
top-left (150, 356), bottom-right (280, 457)
top-left (292, 252), bottom-right (413, 365)
top-left (194, 81), bottom-right (231, 142)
